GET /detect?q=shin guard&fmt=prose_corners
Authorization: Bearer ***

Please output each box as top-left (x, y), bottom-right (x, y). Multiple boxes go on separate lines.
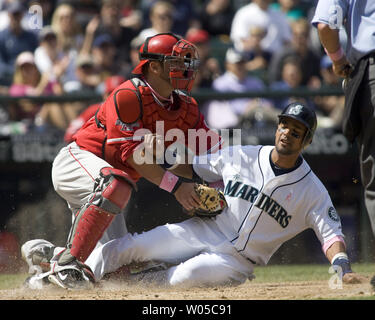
top-left (69, 204), bottom-right (115, 262)
top-left (66, 167), bottom-right (136, 263)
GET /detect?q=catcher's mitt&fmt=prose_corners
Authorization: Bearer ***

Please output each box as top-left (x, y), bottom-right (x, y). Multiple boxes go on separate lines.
top-left (193, 184), bottom-right (227, 217)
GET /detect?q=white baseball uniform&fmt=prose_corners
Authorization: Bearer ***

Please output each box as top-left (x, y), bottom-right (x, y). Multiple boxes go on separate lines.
top-left (85, 144), bottom-right (345, 286)
top-left (51, 141), bottom-right (129, 246)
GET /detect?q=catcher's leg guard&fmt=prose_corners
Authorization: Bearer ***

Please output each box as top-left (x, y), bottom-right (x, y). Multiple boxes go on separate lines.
top-left (60, 167), bottom-right (136, 264)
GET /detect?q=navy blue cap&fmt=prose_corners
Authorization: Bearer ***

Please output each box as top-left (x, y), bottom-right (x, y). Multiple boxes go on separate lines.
top-left (93, 34), bottom-right (114, 48)
top-left (7, 1), bottom-right (24, 13)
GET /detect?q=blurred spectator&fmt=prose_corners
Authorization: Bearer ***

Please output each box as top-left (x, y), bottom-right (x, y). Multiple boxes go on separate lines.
top-left (64, 54), bottom-right (101, 94)
top-left (0, 1), bottom-right (38, 85)
top-left (270, 57), bottom-right (314, 110)
top-left (141, 0), bottom-right (199, 36)
top-left (0, 1), bottom-right (22, 31)
top-left (123, 35), bottom-right (143, 79)
top-left (240, 26), bottom-right (272, 81)
top-left (100, 0), bottom-right (137, 47)
top-left (52, 4), bottom-right (113, 92)
top-left (9, 51), bottom-right (58, 98)
top-left (313, 55), bottom-right (345, 129)
top-left (51, 3), bottom-right (83, 53)
top-left (129, 35), bottom-right (143, 63)
top-left (119, 0), bottom-right (143, 31)
top-left (197, 0), bottom-right (235, 37)
top-left (268, 18), bottom-right (321, 86)
top-left (64, 75), bottom-right (125, 143)
top-left (85, 0), bottom-right (138, 72)
top-left (0, 84), bottom-right (8, 94)
top-left (57, 0), bottom-right (100, 27)
top-left (34, 25), bottom-right (74, 84)
top-left (80, 13), bottom-right (100, 56)
top-left (204, 48), bottom-right (271, 129)
top-left (230, 0), bottom-right (292, 54)
top-left (270, 0), bottom-right (305, 22)
top-left (0, 0), bottom-right (56, 31)
top-left (8, 51), bottom-right (79, 130)
top-left (137, 1), bottom-right (174, 42)
top-left (82, 21), bottom-right (137, 83)
top-left (91, 34), bottom-right (119, 82)
top-left (186, 28), bottom-right (221, 90)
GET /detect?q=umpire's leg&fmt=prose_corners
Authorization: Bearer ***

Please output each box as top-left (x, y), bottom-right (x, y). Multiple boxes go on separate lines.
top-left (358, 56), bottom-right (375, 235)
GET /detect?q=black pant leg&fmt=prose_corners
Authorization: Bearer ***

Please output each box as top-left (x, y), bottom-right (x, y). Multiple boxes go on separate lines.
top-left (358, 58), bottom-right (375, 234)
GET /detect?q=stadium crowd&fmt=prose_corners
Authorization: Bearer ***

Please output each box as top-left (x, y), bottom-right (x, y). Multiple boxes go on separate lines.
top-left (0, 0), bottom-right (345, 134)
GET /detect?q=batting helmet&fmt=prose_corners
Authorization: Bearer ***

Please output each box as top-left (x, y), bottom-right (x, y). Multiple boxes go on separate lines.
top-left (278, 102), bottom-right (317, 145)
top-left (132, 33), bottom-right (200, 92)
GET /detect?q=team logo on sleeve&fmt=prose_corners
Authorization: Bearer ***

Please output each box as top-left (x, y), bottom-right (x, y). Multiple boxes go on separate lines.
top-left (116, 119), bottom-right (141, 132)
top-left (328, 207), bottom-right (340, 222)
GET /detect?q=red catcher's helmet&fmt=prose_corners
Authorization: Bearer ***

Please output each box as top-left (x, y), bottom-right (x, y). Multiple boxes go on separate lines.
top-left (132, 33), bottom-right (200, 92)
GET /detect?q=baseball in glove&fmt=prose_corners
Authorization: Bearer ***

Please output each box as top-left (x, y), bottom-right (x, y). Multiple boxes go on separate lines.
top-left (193, 184), bottom-right (227, 217)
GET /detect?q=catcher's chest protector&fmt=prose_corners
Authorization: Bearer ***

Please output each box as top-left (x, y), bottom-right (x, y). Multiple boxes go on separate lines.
top-left (75, 77), bottom-right (206, 178)
top-left (115, 78), bottom-right (201, 134)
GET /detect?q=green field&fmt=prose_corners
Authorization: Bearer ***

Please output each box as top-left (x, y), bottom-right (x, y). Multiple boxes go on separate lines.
top-left (1, 263), bottom-right (374, 289)
top-left (0, 263), bottom-right (374, 300)
top-left (252, 262), bottom-right (375, 282)
top-left (0, 273), bottom-right (27, 290)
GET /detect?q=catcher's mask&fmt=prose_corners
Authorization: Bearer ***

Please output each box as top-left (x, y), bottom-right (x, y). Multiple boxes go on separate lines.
top-left (132, 33), bottom-right (200, 93)
top-left (277, 102), bottom-right (317, 146)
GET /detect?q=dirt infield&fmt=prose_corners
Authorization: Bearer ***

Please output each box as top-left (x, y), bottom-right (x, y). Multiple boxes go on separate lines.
top-left (0, 278), bottom-right (374, 300)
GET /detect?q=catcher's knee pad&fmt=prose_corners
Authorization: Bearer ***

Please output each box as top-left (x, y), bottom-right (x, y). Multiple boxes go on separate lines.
top-left (66, 167), bottom-right (136, 263)
top-left (95, 167), bottom-right (137, 212)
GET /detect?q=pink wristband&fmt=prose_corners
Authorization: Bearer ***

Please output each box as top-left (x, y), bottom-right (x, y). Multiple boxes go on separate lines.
top-left (322, 235), bottom-right (346, 255)
top-left (159, 171), bottom-right (180, 193)
top-left (324, 47), bottom-right (344, 62)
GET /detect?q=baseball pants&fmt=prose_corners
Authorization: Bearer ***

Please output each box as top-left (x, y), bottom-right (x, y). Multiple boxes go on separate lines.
top-left (51, 142), bottom-right (130, 251)
top-left (85, 217), bottom-right (255, 287)
top-left (358, 56), bottom-right (375, 235)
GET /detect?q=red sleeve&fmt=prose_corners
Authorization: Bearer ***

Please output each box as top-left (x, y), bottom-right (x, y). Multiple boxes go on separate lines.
top-left (80, 104), bottom-right (101, 122)
top-left (64, 104), bottom-right (100, 143)
top-left (103, 88), bottom-right (146, 163)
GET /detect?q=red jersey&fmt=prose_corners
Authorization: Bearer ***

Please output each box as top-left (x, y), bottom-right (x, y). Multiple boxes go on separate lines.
top-left (64, 103), bottom-right (101, 143)
top-left (74, 77), bottom-right (221, 181)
